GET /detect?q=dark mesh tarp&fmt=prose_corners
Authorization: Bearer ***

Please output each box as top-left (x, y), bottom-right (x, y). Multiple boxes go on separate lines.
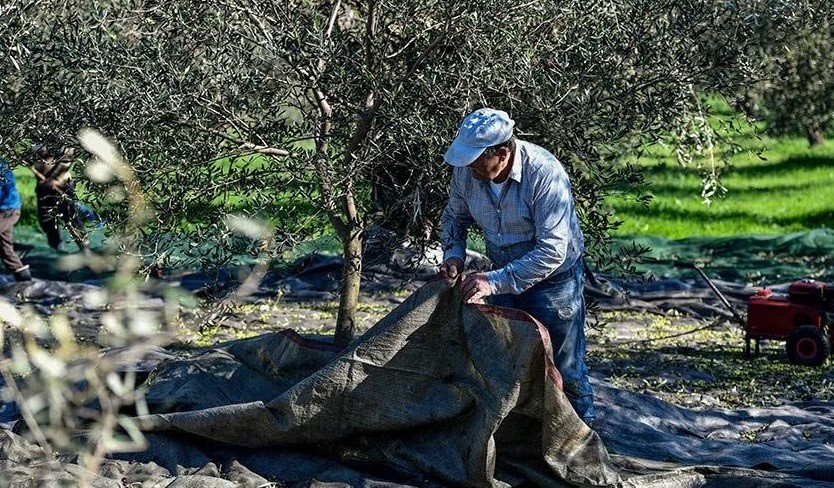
top-left (619, 228), bottom-right (834, 285)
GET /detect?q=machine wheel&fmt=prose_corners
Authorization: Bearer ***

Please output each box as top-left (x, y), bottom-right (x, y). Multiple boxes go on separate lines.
top-left (786, 325), bottom-right (831, 366)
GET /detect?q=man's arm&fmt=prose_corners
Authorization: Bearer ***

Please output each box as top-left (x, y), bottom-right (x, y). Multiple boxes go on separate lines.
top-left (29, 165), bottom-right (47, 182)
top-left (438, 257), bottom-right (463, 279)
top-left (439, 168), bottom-right (474, 275)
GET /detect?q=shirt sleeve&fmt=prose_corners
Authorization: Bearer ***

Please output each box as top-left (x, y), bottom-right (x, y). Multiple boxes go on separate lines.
top-left (440, 168), bottom-right (474, 264)
top-left (485, 166), bottom-right (573, 295)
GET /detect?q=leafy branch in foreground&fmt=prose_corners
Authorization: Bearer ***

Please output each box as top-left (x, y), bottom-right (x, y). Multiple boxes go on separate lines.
top-left (0, 129), bottom-right (159, 486)
top-left (0, 129), bottom-right (276, 486)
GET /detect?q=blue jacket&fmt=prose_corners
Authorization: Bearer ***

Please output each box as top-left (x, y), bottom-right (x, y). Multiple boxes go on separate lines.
top-left (0, 159), bottom-right (22, 211)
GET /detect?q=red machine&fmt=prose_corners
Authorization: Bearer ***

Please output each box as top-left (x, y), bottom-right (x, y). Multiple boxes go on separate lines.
top-left (744, 280), bottom-right (834, 366)
top-left (683, 263), bottom-right (834, 366)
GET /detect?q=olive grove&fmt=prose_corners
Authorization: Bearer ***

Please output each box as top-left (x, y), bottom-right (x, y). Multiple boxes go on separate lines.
top-left (0, 0), bottom-right (798, 344)
top-left (750, 2), bottom-right (834, 146)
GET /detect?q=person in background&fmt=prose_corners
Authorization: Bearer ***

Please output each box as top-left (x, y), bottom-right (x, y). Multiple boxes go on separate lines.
top-left (437, 108), bottom-right (595, 427)
top-left (29, 144), bottom-right (90, 255)
top-left (0, 158), bottom-right (32, 282)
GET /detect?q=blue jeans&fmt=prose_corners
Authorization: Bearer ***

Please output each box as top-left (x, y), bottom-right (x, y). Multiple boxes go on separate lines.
top-left (489, 259), bottom-right (595, 424)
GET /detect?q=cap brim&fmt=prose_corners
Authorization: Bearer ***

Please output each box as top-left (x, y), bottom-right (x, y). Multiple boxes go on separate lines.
top-left (444, 138), bottom-right (485, 167)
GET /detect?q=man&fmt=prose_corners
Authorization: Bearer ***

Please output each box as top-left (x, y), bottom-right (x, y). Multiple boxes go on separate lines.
top-left (0, 159), bottom-right (32, 281)
top-left (438, 108), bottom-right (594, 426)
top-left (29, 144), bottom-right (90, 254)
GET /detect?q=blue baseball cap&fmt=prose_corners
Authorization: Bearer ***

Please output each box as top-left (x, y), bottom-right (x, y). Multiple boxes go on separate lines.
top-left (444, 108), bottom-right (515, 167)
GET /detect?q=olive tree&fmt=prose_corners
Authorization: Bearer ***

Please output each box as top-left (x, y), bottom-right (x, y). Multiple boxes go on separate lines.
top-left (740, 1), bottom-right (834, 146)
top-left (2, 0), bottom-right (776, 345)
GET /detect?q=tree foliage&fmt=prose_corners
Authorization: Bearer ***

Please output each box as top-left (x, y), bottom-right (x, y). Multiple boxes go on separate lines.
top-left (743, 1), bottom-right (834, 146)
top-left (1, 0), bottom-right (784, 343)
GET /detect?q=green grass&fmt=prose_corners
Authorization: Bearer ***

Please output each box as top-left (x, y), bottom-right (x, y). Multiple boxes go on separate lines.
top-left (11, 166), bottom-right (39, 227)
top-left (610, 101), bottom-right (834, 239)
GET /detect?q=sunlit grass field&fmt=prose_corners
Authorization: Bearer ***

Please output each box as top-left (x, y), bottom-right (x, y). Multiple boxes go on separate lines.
top-left (610, 102), bottom-right (834, 239)
top-left (9, 165), bottom-right (39, 227)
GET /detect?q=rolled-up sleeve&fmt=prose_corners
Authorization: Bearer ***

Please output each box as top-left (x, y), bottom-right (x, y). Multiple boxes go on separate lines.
top-left (440, 170), bottom-right (474, 264)
top-left (485, 168), bottom-right (572, 295)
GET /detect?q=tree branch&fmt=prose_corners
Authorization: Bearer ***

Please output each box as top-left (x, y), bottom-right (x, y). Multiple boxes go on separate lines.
top-left (179, 120), bottom-right (290, 157)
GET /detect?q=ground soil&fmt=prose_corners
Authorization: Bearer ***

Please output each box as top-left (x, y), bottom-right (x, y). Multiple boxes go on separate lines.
top-left (163, 289), bottom-right (834, 411)
top-left (4, 274), bottom-right (833, 411)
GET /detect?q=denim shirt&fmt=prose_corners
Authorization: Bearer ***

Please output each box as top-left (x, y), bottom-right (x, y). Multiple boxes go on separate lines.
top-left (441, 140), bottom-right (584, 295)
top-left (0, 160), bottom-right (21, 211)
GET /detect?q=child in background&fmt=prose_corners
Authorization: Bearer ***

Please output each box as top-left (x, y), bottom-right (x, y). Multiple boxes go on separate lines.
top-left (0, 158), bottom-right (32, 281)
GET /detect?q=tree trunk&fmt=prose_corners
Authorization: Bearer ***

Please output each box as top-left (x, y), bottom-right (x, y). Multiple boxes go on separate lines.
top-left (806, 125), bottom-right (825, 146)
top-left (334, 228), bottom-right (363, 347)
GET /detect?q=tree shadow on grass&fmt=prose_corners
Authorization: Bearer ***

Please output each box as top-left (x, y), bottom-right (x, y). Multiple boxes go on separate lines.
top-left (618, 200), bottom-right (834, 231)
top-left (645, 177), bottom-right (829, 199)
top-left (639, 153), bottom-right (834, 180)
top-left (731, 154), bottom-right (834, 178)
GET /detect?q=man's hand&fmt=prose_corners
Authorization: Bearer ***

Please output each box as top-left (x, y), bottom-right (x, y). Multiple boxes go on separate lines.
top-left (461, 272), bottom-right (492, 303)
top-left (438, 258), bottom-right (464, 279)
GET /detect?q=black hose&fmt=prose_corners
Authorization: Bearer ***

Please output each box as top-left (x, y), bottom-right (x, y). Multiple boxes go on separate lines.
top-left (674, 261), bottom-right (747, 329)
